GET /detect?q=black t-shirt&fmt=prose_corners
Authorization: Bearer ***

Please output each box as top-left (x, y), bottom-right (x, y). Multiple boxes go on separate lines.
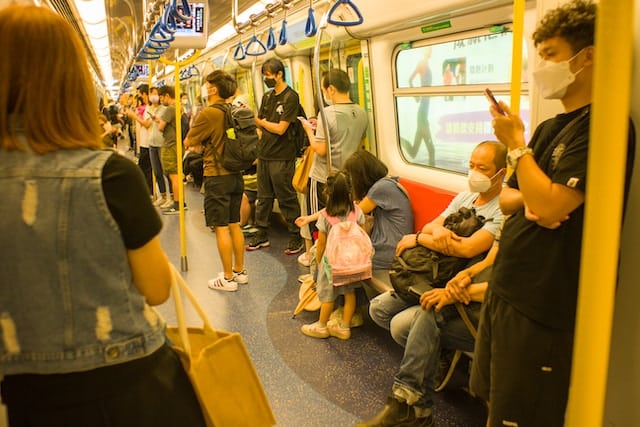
top-left (102, 153), bottom-right (162, 249)
top-left (491, 107), bottom-right (636, 330)
top-left (257, 86), bottom-right (299, 161)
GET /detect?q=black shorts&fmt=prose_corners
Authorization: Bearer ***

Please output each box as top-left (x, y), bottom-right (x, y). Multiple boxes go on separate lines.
top-left (204, 174), bottom-right (243, 227)
top-left (471, 289), bottom-right (574, 427)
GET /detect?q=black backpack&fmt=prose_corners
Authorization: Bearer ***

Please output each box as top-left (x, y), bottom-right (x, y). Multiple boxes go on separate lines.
top-left (210, 103), bottom-right (258, 172)
top-left (389, 207), bottom-right (488, 303)
top-left (279, 89), bottom-right (309, 157)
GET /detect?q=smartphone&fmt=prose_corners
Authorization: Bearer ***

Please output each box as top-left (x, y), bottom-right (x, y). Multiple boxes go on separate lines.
top-left (484, 88), bottom-right (506, 116)
top-left (297, 116), bottom-right (315, 129)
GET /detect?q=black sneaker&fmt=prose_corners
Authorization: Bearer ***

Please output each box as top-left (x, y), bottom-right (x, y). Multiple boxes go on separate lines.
top-left (245, 232), bottom-right (270, 251)
top-left (284, 236), bottom-right (304, 255)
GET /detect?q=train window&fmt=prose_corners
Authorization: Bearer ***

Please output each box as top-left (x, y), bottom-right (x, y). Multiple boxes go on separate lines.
top-left (393, 31), bottom-right (530, 173)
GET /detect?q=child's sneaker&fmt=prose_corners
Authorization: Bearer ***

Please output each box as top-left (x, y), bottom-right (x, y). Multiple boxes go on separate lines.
top-left (327, 319), bottom-right (351, 340)
top-left (330, 306), bottom-right (364, 328)
top-left (207, 276), bottom-right (238, 292)
top-left (297, 252), bottom-right (312, 267)
top-left (300, 321), bottom-right (330, 339)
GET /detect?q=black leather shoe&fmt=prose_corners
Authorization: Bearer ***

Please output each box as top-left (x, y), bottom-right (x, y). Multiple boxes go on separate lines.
top-left (357, 396), bottom-right (416, 427)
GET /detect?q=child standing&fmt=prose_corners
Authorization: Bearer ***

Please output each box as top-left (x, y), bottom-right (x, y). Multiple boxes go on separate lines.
top-left (300, 171), bottom-right (368, 340)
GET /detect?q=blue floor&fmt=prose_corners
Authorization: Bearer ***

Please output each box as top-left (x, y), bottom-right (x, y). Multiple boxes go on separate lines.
top-left (155, 182), bottom-right (488, 426)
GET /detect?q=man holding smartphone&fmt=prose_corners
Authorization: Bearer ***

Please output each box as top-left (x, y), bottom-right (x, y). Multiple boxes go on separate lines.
top-left (472, 1), bottom-right (635, 426)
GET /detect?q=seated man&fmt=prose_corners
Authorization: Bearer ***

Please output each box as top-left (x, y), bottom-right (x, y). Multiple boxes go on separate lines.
top-left (359, 141), bottom-right (506, 426)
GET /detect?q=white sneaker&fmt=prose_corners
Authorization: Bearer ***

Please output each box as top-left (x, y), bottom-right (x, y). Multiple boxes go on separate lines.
top-left (160, 198), bottom-right (175, 209)
top-left (218, 270), bottom-right (248, 285)
top-left (153, 195), bottom-right (166, 207)
top-left (297, 252), bottom-right (312, 267)
top-left (208, 276), bottom-right (238, 292)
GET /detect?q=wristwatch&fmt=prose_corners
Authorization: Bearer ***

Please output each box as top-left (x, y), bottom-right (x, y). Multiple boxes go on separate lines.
top-left (507, 146), bottom-right (533, 169)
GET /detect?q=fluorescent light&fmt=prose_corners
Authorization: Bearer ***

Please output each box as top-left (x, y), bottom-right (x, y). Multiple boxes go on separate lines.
top-left (206, 1), bottom-right (270, 49)
top-left (74, 0), bottom-right (113, 86)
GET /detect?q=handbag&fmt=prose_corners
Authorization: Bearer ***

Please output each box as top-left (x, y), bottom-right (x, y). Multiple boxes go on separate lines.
top-left (292, 146), bottom-right (314, 193)
top-left (165, 264), bottom-right (276, 427)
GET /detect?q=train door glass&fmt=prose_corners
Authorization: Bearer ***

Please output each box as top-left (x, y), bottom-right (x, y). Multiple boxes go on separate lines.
top-left (346, 53), bottom-right (361, 105)
top-left (393, 31), bottom-right (530, 173)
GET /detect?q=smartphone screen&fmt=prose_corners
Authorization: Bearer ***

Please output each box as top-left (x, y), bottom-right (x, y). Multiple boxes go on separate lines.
top-left (484, 88), bottom-right (506, 116)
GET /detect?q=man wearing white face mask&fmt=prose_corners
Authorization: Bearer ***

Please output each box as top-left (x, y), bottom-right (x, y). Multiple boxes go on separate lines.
top-left (360, 141), bottom-right (505, 427)
top-left (471, 1), bottom-right (635, 426)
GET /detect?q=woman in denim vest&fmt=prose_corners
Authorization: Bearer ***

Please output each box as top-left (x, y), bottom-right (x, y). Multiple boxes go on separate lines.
top-left (0, 5), bottom-right (205, 426)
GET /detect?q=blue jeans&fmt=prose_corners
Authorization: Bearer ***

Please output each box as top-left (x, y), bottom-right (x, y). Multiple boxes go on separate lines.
top-left (149, 146), bottom-right (167, 194)
top-left (369, 291), bottom-right (478, 410)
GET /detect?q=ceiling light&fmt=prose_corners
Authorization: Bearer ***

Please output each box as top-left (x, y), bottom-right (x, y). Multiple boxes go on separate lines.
top-left (74, 0), bottom-right (113, 86)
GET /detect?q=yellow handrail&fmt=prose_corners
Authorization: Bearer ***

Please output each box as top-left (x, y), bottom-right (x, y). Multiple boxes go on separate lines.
top-left (566, 0), bottom-right (634, 424)
top-left (509, 0), bottom-right (525, 115)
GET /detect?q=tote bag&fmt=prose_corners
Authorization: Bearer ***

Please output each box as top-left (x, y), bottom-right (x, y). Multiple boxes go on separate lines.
top-left (165, 265), bottom-right (276, 427)
top-left (292, 146), bottom-right (314, 194)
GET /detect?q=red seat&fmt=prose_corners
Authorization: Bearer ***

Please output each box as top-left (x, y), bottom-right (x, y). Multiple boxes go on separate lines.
top-left (398, 178), bottom-right (456, 232)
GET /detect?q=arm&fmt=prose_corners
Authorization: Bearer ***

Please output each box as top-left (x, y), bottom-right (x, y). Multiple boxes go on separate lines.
top-left (303, 121), bottom-right (328, 157)
top-left (255, 117), bottom-right (291, 136)
top-left (492, 102), bottom-right (585, 223)
top-left (357, 197), bottom-right (377, 215)
top-left (446, 244), bottom-right (498, 303)
top-left (499, 186), bottom-right (524, 215)
top-left (421, 280), bottom-right (488, 312)
top-left (295, 211), bottom-right (320, 227)
top-left (127, 236), bottom-right (172, 306)
top-left (315, 231), bottom-right (327, 266)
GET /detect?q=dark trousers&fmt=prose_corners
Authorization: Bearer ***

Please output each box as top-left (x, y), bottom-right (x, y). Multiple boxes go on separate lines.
top-left (137, 147), bottom-right (153, 194)
top-left (255, 159), bottom-right (300, 235)
top-left (1, 345), bottom-right (206, 427)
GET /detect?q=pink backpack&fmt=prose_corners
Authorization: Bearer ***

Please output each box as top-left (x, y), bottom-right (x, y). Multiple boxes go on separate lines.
top-left (321, 207), bottom-right (373, 286)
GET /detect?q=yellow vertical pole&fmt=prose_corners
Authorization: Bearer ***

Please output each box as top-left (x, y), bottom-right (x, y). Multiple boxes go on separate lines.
top-left (566, 0), bottom-right (634, 425)
top-left (509, 0), bottom-right (525, 115)
top-left (173, 63), bottom-right (188, 271)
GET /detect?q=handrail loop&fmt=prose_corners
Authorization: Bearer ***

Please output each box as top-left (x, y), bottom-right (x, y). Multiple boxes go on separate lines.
top-left (169, 0), bottom-right (192, 21)
top-left (245, 30), bottom-right (267, 56)
top-left (305, 2), bottom-right (317, 37)
top-left (234, 40), bottom-right (247, 60)
top-left (327, 0), bottom-right (364, 27)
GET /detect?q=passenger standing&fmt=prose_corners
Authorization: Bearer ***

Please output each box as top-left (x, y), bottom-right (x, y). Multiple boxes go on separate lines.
top-left (299, 69), bottom-right (369, 265)
top-left (0, 5), bottom-right (206, 426)
top-left (127, 84), bottom-right (153, 195)
top-left (184, 71), bottom-right (248, 292)
top-left (157, 85), bottom-right (181, 214)
top-left (472, 2), bottom-right (635, 426)
top-left (147, 87), bottom-right (172, 207)
top-left (300, 171), bottom-right (367, 340)
top-left (247, 58), bottom-right (303, 254)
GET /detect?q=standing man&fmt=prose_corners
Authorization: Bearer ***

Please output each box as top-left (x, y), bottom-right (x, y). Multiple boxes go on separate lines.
top-left (157, 86), bottom-right (181, 214)
top-left (184, 70), bottom-right (248, 292)
top-left (246, 58), bottom-right (304, 254)
top-left (472, 1), bottom-right (636, 426)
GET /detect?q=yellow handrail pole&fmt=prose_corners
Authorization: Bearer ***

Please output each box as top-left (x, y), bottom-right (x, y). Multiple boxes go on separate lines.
top-left (566, 0), bottom-right (634, 424)
top-left (160, 50), bottom-right (201, 271)
top-left (509, 0), bottom-right (525, 115)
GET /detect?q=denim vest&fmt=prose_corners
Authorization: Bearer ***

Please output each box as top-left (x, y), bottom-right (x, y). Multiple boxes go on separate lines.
top-left (0, 146), bottom-right (165, 375)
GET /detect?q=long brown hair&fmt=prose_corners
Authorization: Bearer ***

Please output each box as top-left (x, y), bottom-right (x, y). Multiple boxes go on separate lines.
top-left (0, 5), bottom-right (102, 153)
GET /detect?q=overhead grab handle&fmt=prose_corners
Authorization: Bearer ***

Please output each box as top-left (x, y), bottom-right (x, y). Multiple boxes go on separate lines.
top-left (327, 0), bottom-right (364, 27)
top-left (305, 7), bottom-right (317, 37)
top-left (245, 34), bottom-right (267, 56)
top-left (233, 40), bottom-right (246, 60)
top-left (279, 19), bottom-right (288, 45)
top-left (266, 26), bottom-right (277, 51)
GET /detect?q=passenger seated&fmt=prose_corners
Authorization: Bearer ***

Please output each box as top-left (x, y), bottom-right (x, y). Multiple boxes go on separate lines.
top-left (358, 242), bottom-right (499, 427)
top-left (358, 141), bottom-right (506, 426)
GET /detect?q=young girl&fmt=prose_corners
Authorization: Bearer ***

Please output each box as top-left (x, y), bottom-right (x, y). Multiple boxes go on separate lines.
top-left (300, 170), bottom-right (367, 340)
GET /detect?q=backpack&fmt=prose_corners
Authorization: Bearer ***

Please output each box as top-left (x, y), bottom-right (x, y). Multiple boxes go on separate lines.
top-left (389, 206), bottom-right (488, 303)
top-left (280, 89), bottom-right (310, 157)
top-left (211, 103), bottom-right (258, 172)
top-left (321, 207), bottom-right (374, 286)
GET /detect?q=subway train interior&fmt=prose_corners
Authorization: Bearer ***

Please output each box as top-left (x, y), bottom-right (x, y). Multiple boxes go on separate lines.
top-left (2, 0), bottom-right (640, 425)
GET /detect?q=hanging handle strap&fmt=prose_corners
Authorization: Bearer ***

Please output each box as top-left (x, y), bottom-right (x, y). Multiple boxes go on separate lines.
top-left (245, 34), bottom-right (267, 56)
top-left (327, 0), bottom-right (364, 27)
top-left (233, 40), bottom-right (246, 60)
top-left (305, 7), bottom-right (317, 36)
top-left (279, 19), bottom-right (288, 45)
top-left (266, 26), bottom-right (277, 50)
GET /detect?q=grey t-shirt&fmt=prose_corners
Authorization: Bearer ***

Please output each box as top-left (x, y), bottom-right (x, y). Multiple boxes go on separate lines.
top-left (160, 104), bottom-right (177, 147)
top-left (440, 191), bottom-right (503, 237)
top-left (309, 103), bottom-right (368, 183)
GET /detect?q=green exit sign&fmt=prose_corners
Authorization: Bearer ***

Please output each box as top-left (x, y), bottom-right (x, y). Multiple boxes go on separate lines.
top-left (421, 21), bottom-right (452, 33)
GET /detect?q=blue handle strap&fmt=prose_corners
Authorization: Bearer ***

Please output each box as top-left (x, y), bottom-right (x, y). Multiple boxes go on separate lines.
top-left (327, 0), bottom-right (364, 27)
top-left (245, 34), bottom-right (267, 56)
top-left (233, 41), bottom-right (246, 60)
top-left (266, 27), bottom-right (277, 50)
top-left (279, 19), bottom-right (288, 45)
top-left (305, 8), bottom-right (317, 36)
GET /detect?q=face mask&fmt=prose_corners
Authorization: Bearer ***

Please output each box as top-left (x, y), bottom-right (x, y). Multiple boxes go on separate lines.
top-left (323, 95), bottom-right (333, 106)
top-left (468, 169), bottom-right (501, 193)
top-left (533, 49), bottom-right (585, 99)
top-left (264, 77), bottom-right (276, 88)
top-left (149, 94), bottom-right (159, 104)
top-left (181, 99), bottom-right (189, 106)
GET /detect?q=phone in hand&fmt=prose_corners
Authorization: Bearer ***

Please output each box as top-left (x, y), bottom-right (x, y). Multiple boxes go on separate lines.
top-left (484, 88), bottom-right (507, 116)
top-left (297, 116), bottom-right (315, 129)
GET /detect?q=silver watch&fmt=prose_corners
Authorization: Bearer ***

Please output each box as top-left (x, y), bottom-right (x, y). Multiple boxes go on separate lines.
top-left (507, 147), bottom-right (533, 169)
